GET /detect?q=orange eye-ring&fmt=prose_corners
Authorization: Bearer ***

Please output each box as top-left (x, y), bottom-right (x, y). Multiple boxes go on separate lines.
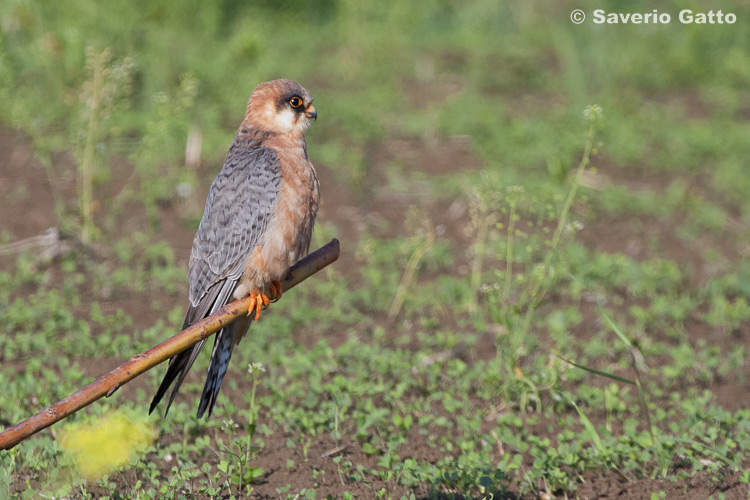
top-left (289, 97), bottom-right (303, 108)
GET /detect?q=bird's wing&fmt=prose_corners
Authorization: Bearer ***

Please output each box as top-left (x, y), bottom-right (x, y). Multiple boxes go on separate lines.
top-left (188, 144), bottom-right (282, 306)
top-left (150, 143), bottom-right (282, 416)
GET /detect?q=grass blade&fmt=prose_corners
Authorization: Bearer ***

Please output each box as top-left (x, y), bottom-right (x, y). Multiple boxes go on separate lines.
top-left (562, 392), bottom-right (604, 453)
top-left (558, 356), bottom-right (635, 385)
top-left (599, 307), bottom-right (632, 347)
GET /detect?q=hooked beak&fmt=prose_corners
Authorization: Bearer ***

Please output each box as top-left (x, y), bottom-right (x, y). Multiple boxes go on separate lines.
top-left (304, 105), bottom-right (317, 121)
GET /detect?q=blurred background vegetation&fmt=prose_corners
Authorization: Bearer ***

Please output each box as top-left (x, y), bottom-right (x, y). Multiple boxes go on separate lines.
top-left (2, 0), bottom-right (750, 498)
top-left (3, 0), bottom-right (748, 224)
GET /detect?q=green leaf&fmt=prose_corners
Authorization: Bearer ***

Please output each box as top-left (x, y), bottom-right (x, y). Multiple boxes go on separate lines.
top-left (231, 466), bottom-right (265, 485)
top-left (362, 442), bottom-right (380, 455)
top-left (562, 393), bottom-right (604, 453)
top-left (217, 459), bottom-right (230, 474)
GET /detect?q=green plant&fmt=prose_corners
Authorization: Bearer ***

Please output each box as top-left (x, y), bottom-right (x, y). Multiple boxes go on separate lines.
top-left (75, 46), bottom-right (133, 243)
top-left (388, 206), bottom-right (435, 320)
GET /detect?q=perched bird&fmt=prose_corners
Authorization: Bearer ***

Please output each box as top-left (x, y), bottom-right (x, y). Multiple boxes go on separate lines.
top-left (150, 79), bottom-right (320, 418)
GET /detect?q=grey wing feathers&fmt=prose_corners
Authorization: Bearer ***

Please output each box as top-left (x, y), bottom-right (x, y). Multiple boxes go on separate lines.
top-left (150, 142), bottom-right (281, 417)
top-left (188, 145), bottom-right (282, 306)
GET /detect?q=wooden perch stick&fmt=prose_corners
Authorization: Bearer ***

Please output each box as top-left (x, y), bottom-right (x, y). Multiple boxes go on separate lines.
top-left (0, 238), bottom-right (340, 451)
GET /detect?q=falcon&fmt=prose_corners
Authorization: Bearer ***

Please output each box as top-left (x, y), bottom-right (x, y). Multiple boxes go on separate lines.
top-left (150, 79), bottom-right (320, 417)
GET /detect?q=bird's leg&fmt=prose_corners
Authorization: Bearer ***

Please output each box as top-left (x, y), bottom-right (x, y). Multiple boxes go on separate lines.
top-left (269, 280), bottom-right (283, 301)
top-left (246, 290), bottom-right (271, 321)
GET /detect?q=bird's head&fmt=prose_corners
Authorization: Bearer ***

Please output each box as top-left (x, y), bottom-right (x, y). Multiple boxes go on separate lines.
top-left (244, 79), bottom-right (317, 135)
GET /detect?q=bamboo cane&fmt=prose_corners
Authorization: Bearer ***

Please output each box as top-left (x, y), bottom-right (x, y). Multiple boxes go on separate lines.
top-left (0, 238), bottom-right (340, 450)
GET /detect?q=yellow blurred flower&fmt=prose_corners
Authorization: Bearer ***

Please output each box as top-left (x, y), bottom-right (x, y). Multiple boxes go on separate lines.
top-left (59, 410), bottom-right (155, 479)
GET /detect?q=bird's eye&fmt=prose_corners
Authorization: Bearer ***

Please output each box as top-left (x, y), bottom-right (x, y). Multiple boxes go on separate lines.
top-left (289, 97), bottom-right (303, 108)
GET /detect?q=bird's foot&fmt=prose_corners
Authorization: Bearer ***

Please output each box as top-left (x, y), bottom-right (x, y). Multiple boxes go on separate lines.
top-left (269, 280), bottom-right (283, 301)
top-left (246, 290), bottom-right (271, 321)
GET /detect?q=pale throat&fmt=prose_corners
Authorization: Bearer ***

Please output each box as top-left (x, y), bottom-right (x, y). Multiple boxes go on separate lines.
top-left (245, 101), bottom-right (309, 136)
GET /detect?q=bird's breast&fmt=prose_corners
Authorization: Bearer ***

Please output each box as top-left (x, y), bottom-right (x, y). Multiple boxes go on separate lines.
top-left (258, 145), bottom-right (319, 281)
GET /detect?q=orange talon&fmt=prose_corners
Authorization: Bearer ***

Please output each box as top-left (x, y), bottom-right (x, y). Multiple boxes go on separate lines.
top-left (246, 290), bottom-right (271, 321)
top-left (269, 280), bottom-right (283, 301)
top-left (254, 295), bottom-right (263, 319)
top-left (246, 295), bottom-right (257, 319)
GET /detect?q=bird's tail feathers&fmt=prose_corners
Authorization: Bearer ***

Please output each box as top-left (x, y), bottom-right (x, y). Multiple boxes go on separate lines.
top-left (149, 279), bottom-right (233, 416)
top-left (196, 321), bottom-right (241, 418)
top-left (148, 339), bottom-right (206, 416)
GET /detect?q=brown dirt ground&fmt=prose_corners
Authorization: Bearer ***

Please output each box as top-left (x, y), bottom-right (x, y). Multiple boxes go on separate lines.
top-left (2, 122), bottom-right (749, 499)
